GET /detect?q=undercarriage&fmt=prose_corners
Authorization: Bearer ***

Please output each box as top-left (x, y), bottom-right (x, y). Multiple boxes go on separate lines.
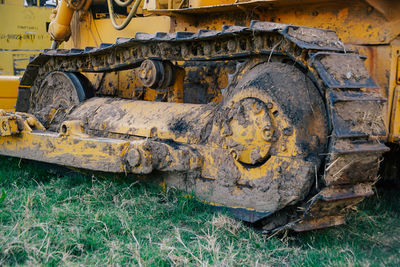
top-left (0, 21), bottom-right (388, 232)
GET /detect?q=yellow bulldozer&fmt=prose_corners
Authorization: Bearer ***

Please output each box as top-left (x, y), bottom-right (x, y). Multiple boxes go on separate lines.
top-left (0, 0), bottom-right (399, 233)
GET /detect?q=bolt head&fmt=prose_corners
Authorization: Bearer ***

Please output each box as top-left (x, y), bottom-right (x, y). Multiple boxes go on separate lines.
top-left (127, 148), bottom-right (141, 167)
top-left (262, 125), bottom-right (273, 141)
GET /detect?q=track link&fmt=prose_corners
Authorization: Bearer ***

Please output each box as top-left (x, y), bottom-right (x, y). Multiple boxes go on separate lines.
top-left (16, 21), bottom-right (389, 232)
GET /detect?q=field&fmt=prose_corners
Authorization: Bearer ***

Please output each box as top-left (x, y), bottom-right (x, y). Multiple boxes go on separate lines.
top-left (0, 156), bottom-right (399, 266)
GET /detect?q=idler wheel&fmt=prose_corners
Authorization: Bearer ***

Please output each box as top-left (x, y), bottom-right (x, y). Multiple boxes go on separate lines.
top-left (138, 60), bottom-right (175, 89)
top-left (30, 71), bottom-right (93, 130)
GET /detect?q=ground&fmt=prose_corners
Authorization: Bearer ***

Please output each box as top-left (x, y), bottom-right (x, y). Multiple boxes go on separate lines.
top-left (0, 156), bottom-right (399, 266)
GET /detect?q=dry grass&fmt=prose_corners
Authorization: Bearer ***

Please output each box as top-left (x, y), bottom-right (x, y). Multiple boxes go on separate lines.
top-left (0, 156), bottom-right (399, 266)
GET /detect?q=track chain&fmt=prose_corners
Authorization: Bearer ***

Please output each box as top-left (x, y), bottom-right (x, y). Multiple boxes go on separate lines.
top-left (16, 21), bottom-right (389, 232)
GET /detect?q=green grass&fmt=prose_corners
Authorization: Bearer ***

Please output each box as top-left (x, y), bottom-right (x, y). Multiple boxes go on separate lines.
top-left (0, 156), bottom-right (399, 266)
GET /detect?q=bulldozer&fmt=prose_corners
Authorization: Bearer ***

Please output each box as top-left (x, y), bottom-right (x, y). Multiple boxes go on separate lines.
top-left (0, 0), bottom-right (399, 232)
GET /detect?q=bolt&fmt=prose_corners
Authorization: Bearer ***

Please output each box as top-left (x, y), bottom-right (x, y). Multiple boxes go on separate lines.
top-left (126, 148), bottom-right (141, 167)
top-left (262, 125), bottom-right (273, 141)
top-left (252, 101), bottom-right (263, 114)
top-left (266, 102), bottom-right (273, 109)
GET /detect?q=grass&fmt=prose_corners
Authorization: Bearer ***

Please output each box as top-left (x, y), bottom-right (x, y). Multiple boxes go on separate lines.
top-left (0, 156), bottom-right (399, 266)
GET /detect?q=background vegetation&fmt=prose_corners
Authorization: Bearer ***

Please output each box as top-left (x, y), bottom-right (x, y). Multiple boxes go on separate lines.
top-left (0, 156), bottom-right (399, 266)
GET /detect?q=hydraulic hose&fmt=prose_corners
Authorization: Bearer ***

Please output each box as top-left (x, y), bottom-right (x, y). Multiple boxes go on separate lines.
top-left (107, 0), bottom-right (142, 30)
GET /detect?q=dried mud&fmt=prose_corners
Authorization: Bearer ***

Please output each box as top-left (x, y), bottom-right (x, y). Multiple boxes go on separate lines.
top-left (287, 26), bottom-right (340, 48)
top-left (31, 72), bottom-right (81, 131)
top-left (334, 101), bottom-right (385, 135)
top-left (186, 61), bottom-right (329, 214)
top-left (321, 55), bottom-right (370, 84)
top-left (324, 153), bottom-right (380, 186)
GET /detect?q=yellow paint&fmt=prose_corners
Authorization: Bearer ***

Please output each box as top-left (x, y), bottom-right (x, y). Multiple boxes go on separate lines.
top-left (0, 4), bottom-right (52, 50)
top-left (227, 104), bottom-right (273, 164)
top-left (0, 110), bottom-right (131, 172)
top-left (66, 14), bottom-right (171, 49)
top-left (164, 0), bottom-right (400, 45)
top-left (48, 0), bottom-right (75, 42)
top-left (397, 56), bottom-right (400, 86)
top-left (388, 44), bottom-right (400, 142)
top-left (0, 114), bottom-right (19, 136)
top-left (336, 7), bottom-right (348, 22)
top-left (0, 76), bottom-right (19, 112)
top-left (221, 86), bottom-right (299, 159)
top-left (168, 67), bottom-right (185, 103)
top-left (0, 131), bottom-right (132, 172)
top-left (189, 0), bottom-right (235, 8)
top-left (0, 52), bottom-right (44, 77)
top-left (71, 97), bottom-right (213, 144)
top-left (0, 2), bottom-right (53, 76)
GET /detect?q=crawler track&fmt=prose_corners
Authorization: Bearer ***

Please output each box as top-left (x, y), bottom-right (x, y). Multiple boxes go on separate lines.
top-left (16, 21), bottom-right (389, 232)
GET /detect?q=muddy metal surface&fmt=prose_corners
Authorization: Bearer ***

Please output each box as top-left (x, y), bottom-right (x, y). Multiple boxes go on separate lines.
top-left (13, 20), bottom-right (388, 232)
